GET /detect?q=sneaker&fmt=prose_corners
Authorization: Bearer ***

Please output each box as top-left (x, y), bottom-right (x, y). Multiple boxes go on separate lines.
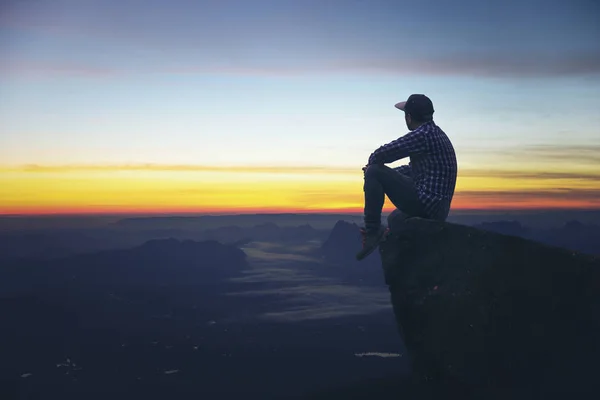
top-left (356, 225), bottom-right (389, 261)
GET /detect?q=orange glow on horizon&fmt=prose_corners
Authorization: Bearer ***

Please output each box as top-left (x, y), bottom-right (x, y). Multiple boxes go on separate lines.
top-left (2, 194), bottom-right (598, 216)
top-left (1, 163), bottom-right (599, 215)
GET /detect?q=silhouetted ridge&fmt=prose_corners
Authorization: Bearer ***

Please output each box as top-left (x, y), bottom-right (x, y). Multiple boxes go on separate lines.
top-left (564, 220), bottom-right (584, 230)
top-left (134, 238), bottom-right (243, 261)
top-left (314, 220), bottom-right (383, 285)
top-left (379, 217), bottom-right (600, 398)
top-left (0, 239), bottom-right (248, 295)
top-left (319, 220), bottom-right (381, 266)
top-left (113, 216), bottom-right (203, 227)
top-left (471, 219), bottom-right (600, 256)
top-left (320, 221), bottom-right (361, 262)
top-left (472, 220), bottom-right (530, 237)
top-left (204, 223), bottom-right (325, 243)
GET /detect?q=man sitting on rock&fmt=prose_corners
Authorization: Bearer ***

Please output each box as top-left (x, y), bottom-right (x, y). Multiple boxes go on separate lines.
top-left (356, 94), bottom-right (458, 261)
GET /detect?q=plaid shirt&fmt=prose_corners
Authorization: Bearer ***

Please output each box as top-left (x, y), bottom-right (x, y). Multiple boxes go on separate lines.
top-left (368, 121), bottom-right (457, 219)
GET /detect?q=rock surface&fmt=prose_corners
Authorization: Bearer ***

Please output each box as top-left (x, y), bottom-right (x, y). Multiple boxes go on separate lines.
top-left (379, 217), bottom-right (600, 398)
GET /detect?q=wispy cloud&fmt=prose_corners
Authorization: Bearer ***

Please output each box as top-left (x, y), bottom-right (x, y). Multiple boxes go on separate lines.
top-left (0, 61), bottom-right (119, 78)
top-left (6, 162), bottom-right (600, 184)
top-left (1, 163), bottom-right (357, 175)
top-left (458, 188), bottom-right (600, 201)
top-left (2, 0), bottom-right (598, 81)
top-left (325, 52), bottom-right (600, 78)
top-left (225, 260), bottom-right (391, 322)
top-left (169, 53), bottom-right (600, 77)
top-left (228, 283), bottom-right (391, 322)
top-left (3, 52), bottom-right (600, 79)
top-left (459, 144), bottom-right (600, 177)
top-left (530, 145), bottom-right (600, 163)
top-left (497, 145), bottom-right (600, 164)
top-left (460, 169), bottom-right (600, 183)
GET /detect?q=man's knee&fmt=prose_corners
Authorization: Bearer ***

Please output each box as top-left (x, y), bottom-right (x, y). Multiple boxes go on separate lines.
top-left (364, 164), bottom-right (387, 179)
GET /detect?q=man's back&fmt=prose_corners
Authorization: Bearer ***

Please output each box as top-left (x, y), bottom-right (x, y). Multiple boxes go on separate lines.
top-left (410, 122), bottom-right (457, 220)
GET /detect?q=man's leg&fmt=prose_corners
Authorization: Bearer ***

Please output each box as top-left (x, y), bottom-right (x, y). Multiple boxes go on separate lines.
top-left (357, 164), bottom-right (423, 260)
top-left (363, 164), bottom-right (423, 230)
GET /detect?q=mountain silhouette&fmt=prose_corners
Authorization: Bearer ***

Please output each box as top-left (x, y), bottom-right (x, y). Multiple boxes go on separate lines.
top-left (474, 219), bottom-right (600, 256)
top-left (0, 238), bottom-right (248, 295)
top-left (321, 220), bottom-right (387, 265)
top-left (316, 220), bottom-right (384, 285)
top-left (0, 238), bottom-right (259, 400)
top-left (0, 222), bottom-right (328, 261)
top-left (472, 220), bottom-right (531, 237)
top-left (203, 223), bottom-right (327, 244)
top-left (540, 220), bottom-right (600, 256)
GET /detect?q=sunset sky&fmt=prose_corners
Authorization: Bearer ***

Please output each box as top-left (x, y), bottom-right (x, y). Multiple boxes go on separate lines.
top-left (1, 0), bottom-right (599, 214)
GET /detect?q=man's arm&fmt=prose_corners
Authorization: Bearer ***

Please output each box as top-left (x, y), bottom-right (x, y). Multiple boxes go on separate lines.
top-left (367, 130), bottom-right (427, 165)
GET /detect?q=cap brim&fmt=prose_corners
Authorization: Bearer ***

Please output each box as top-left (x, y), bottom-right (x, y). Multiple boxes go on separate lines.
top-left (394, 101), bottom-right (407, 111)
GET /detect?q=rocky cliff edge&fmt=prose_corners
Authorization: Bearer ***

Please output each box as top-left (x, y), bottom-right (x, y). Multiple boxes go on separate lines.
top-left (379, 217), bottom-right (600, 398)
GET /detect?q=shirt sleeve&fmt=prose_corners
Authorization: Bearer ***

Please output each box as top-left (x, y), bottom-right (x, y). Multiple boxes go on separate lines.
top-left (368, 130), bottom-right (427, 165)
top-left (393, 165), bottom-right (412, 177)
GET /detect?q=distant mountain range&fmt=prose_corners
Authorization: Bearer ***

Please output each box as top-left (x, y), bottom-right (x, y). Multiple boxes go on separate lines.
top-left (0, 238), bottom-right (248, 296)
top-left (1, 217), bottom-right (597, 267)
top-left (0, 223), bottom-right (328, 261)
top-left (319, 218), bottom-right (600, 266)
top-left (0, 237), bottom-right (273, 400)
top-left (203, 222), bottom-right (327, 244)
top-left (472, 220), bottom-right (600, 256)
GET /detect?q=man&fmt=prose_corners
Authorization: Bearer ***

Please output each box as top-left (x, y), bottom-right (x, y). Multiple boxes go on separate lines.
top-left (356, 94), bottom-right (457, 261)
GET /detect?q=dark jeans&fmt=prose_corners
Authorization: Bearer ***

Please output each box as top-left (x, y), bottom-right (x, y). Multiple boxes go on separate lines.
top-left (363, 164), bottom-right (425, 231)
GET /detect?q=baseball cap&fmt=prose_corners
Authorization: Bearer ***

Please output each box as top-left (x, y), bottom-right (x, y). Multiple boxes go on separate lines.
top-left (394, 94), bottom-right (434, 120)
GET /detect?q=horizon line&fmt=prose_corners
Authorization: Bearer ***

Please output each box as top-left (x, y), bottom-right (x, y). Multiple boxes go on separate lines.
top-left (3, 207), bottom-right (600, 218)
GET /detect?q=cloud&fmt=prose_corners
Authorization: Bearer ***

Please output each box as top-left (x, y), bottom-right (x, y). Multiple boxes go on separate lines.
top-left (2, 0), bottom-right (599, 79)
top-left (231, 267), bottom-right (320, 285)
top-left (226, 265), bottom-right (391, 322)
top-left (332, 53), bottom-right (600, 78)
top-left (463, 144), bottom-right (600, 159)
top-left (455, 188), bottom-right (600, 207)
top-left (460, 144), bottom-right (600, 176)
top-left (153, 52), bottom-right (600, 77)
top-left (355, 352), bottom-right (402, 358)
top-left (7, 161), bottom-right (600, 184)
top-left (460, 169), bottom-right (600, 183)
top-left (3, 52), bottom-right (600, 80)
top-left (225, 286), bottom-right (392, 323)
top-left (524, 145), bottom-right (600, 164)
top-left (258, 303), bottom-right (391, 322)
top-left (0, 61), bottom-right (119, 78)
top-left (1, 163), bottom-right (357, 175)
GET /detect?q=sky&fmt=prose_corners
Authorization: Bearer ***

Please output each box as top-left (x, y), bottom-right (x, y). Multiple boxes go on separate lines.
top-left (1, 0), bottom-right (599, 214)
